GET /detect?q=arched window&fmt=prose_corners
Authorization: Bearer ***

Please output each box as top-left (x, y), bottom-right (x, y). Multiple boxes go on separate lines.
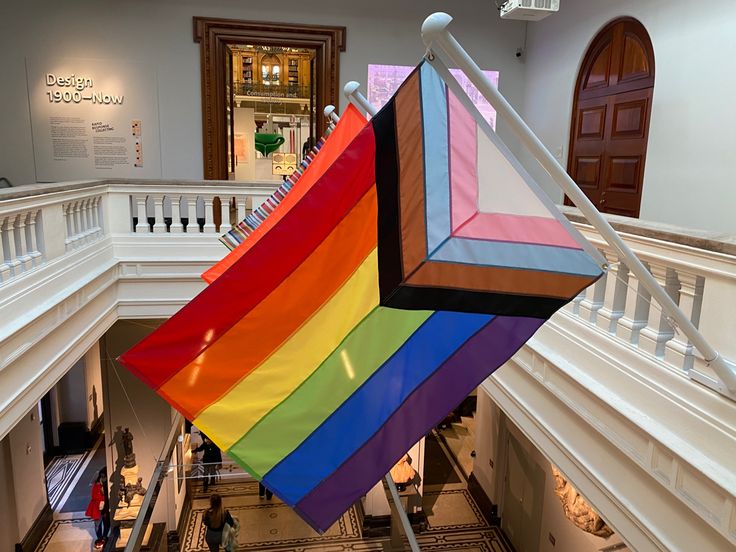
top-left (261, 54), bottom-right (280, 86)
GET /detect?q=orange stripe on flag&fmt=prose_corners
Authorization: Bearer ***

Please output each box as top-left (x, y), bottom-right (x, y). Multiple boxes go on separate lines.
top-left (159, 186), bottom-right (378, 419)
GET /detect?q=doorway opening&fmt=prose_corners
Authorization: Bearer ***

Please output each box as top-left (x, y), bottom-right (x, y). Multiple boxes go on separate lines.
top-left (194, 17), bottom-right (346, 180)
top-left (226, 44), bottom-right (317, 183)
top-left (566, 17), bottom-right (655, 218)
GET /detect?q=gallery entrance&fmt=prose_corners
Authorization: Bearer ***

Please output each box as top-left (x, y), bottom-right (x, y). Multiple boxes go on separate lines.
top-left (194, 17), bottom-right (346, 181)
top-left (224, 44), bottom-right (317, 182)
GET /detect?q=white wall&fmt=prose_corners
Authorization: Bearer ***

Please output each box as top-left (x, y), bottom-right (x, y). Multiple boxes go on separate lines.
top-left (84, 342), bottom-right (104, 429)
top-left (8, 407), bottom-right (47, 539)
top-left (57, 358), bottom-right (87, 424)
top-left (473, 385), bottom-right (613, 552)
top-left (519, 0), bottom-right (736, 234)
top-left (0, 0), bottom-right (528, 186)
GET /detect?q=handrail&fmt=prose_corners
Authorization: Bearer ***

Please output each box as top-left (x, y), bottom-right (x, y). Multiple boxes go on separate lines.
top-left (125, 413), bottom-right (183, 552)
top-left (420, 12), bottom-right (736, 394)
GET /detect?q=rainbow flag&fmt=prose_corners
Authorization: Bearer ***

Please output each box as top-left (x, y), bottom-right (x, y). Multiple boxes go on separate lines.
top-left (119, 59), bottom-right (604, 532)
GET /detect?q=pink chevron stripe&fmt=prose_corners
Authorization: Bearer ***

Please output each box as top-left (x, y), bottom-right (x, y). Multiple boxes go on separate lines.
top-left (454, 212), bottom-right (583, 249)
top-left (448, 89), bottom-right (478, 231)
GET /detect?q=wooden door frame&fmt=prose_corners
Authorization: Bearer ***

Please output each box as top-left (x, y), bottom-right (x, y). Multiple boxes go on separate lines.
top-left (194, 17), bottom-right (346, 180)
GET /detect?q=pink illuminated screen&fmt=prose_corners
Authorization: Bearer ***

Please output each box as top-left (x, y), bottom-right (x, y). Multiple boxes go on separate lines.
top-left (367, 64), bottom-right (499, 129)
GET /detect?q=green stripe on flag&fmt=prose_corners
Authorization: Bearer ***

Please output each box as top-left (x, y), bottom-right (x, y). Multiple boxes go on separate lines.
top-left (228, 306), bottom-right (433, 477)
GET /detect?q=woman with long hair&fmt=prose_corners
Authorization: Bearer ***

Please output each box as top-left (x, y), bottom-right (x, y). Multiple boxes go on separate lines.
top-left (85, 468), bottom-right (109, 549)
top-left (203, 493), bottom-right (234, 552)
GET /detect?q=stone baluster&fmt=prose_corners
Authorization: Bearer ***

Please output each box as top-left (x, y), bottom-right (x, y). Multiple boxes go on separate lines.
top-left (202, 195), bottom-right (216, 233)
top-left (62, 203), bottom-right (73, 250)
top-left (152, 194), bottom-right (166, 233)
top-left (595, 251), bottom-right (628, 334)
top-left (0, 217), bottom-right (12, 281)
top-left (219, 196), bottom-right (232, 233)
top-left (185, 196), bottom-right (198, 233)
top-left (664, 271), bottom-right (704, 373)
top-left (3, 215), bottom-right (21, 273)
top-left (85, 198), bottom-right (96, 239)
top-left (135, 196), bottom-right (149, 233)
top-left (26, 210), bottom-right (42, 265)
top-left (570, 289), bottom-right (586, 317)
top-left (170, 196), bottom-right (184, 233)
top-left (80, 199), bottom-right (92, 243)
top-left (236, 196), bottom-right (246, 222)
top-left (578, 249), bottom-right (607, 324)
top-left (91, 197), bottom-right (101, 239)
top-left (616, 261), bottom-right (651, 346)
top-left (639, 263), bottom-right (678, 358)
top-left (72, 200), bottom-right (83, 248)
top-left (14, 211), bottom-right (33, 271)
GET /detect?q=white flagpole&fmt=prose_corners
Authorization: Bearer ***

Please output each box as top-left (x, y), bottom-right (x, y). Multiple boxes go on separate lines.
top-left (421, 12), bottom-right (736, 394)
top-left (344, 81), bottom-right (378, 117)
top-left (323, 104), bottom-right (340, 124)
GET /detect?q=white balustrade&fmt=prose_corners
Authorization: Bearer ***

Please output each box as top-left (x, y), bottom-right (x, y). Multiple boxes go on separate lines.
top-left (565, 218), bottom-right (735, 395)
top-left (0, 208), bottom-right (44, 282)
top-left (63, 196), bottom-right (104, 250)
top-left (2, 179), bottom-right (734, 398)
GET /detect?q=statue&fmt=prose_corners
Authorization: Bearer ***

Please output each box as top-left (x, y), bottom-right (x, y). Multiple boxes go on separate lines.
top-left (125, 477), bottom-right (147, 505)
top-left (119, 477), bottom-right (147, 507)
top-left (552, 466), bottom-right (613, 538)
top-left (122, 427), bottom-right (136, 469)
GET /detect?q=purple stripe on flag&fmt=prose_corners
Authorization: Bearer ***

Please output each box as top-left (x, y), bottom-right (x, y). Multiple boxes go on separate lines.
top-left (294, 314), bottom-right (545, 531)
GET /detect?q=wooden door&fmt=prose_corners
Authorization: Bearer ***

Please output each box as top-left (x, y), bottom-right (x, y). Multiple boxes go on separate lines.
top-left (567, 18), bottom-right (655, 218)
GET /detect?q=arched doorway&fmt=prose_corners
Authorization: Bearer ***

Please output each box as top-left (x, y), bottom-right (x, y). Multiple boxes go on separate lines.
top-left (566, 18), bottom-right (655, 218)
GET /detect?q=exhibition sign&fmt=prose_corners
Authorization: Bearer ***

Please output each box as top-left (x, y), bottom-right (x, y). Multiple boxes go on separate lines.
top-left (27, 57), bottom-right (162, 181)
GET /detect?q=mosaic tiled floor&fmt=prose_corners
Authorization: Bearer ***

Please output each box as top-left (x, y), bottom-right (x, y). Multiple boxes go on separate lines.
top-left (35, 518), bottom-right (96, 552)
top-left (183, 479), bottom-right (512, 551)
top-left (45, 454), bottom-right (84, 509)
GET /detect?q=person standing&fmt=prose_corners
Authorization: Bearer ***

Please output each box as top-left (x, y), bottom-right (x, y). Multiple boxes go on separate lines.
top-left (85, 468), bottom-right (109, 549)
top-left (203, 493), bottom-right (234, 552)
top-left (192, 435), bottom-right (222, 492)
top-left (258, 482), bottom-right (273, 500)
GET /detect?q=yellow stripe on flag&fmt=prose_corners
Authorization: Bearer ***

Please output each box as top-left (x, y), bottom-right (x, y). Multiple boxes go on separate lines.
top-left (194, 249), bottom-right (380, 449)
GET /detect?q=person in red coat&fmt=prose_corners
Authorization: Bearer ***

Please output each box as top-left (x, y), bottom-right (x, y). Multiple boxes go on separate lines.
top-left (85, 468), bottom-right (109, 548)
